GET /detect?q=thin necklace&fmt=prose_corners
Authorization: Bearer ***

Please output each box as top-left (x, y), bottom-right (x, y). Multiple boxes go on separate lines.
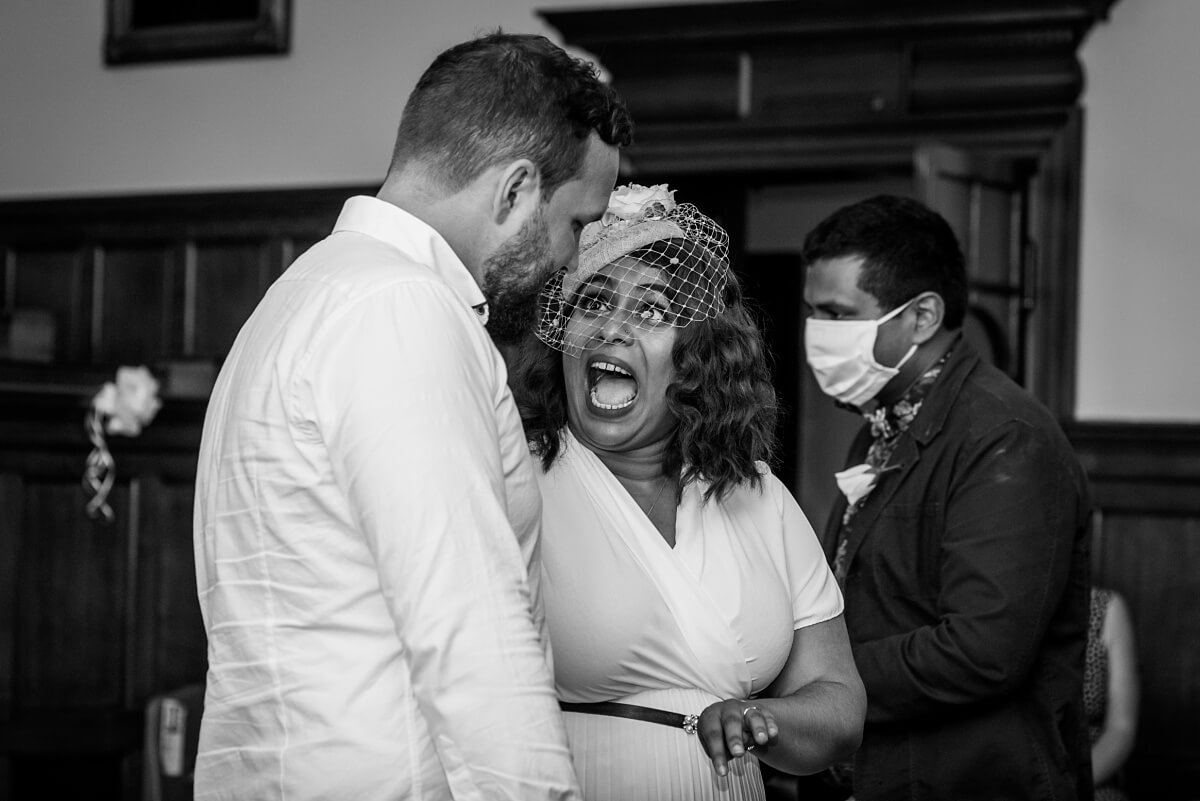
top-left (645, 477), bottom-right (669, 516)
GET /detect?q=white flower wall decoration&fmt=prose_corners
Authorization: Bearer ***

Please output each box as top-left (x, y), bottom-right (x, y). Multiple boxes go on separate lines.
top-left (83, 365), bottom-right (162, 522)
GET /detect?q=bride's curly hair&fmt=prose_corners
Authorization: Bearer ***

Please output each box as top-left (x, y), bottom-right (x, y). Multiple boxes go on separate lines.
top-left (510, 268), bottom-right (778, 503)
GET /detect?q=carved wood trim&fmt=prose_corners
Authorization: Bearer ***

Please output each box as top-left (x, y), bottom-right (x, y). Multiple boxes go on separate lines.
top-left (543, 0), bottom-right (1117, 176)
top-left (0, 185), bottom-right (370, 243)
top-left (543, 0), bottom-right (1118, 48)
top-left (1066, 421), bottom-right (1200, 514)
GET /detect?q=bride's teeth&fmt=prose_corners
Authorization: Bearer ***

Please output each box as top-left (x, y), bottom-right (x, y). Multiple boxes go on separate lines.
top-left (593, 361), bottom-right (632, 377)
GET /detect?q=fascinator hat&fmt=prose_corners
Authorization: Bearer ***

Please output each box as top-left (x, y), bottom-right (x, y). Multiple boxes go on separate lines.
top-left (535, 184), bottom-right (730, 357)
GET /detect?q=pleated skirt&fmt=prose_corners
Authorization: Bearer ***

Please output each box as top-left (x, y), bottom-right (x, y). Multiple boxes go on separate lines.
top-left (563, 687), bottom-right (765, 801)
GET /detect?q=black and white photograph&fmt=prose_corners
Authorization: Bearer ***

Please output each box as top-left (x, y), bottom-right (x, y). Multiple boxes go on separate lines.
top-left (0, 1), bottom-right (1196, 800)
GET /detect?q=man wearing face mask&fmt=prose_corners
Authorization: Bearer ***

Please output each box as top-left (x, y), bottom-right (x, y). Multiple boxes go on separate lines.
top-left (800, 195), bottom-right (1093, 801)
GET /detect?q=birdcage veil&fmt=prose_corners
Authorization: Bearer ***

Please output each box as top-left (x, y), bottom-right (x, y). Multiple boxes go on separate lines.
top-left (535, 185), bottom-right (729, 358)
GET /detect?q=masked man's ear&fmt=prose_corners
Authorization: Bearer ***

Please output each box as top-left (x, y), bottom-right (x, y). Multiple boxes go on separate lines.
top-left (911, 292), bottom-right (945, 344)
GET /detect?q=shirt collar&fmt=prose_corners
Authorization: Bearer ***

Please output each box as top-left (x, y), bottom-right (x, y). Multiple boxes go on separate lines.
top-left (332, 195), bottom-right (487, 311)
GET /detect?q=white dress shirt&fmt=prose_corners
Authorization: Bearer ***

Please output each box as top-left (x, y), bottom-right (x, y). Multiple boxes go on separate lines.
top-left (193, 196), bottom-right (580, 800)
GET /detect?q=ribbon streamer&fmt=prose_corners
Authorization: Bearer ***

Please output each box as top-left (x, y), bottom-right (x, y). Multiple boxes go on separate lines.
top-left (83, 407), bottom-right (116, 523)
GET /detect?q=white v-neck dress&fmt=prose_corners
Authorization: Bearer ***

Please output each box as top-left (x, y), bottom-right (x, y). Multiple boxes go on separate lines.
top-left (538, 431), bottom-right (843, 801)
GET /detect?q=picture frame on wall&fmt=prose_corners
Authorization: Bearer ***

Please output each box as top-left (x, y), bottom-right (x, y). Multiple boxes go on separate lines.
top-left (105, 0), bottom-right (290, 65)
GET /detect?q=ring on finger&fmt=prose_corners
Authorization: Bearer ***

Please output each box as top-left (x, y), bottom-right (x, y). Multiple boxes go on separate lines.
top-left (741, 705), bottom-right (761, 719)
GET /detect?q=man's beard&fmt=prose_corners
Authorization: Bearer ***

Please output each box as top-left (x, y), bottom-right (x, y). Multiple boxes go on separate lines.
top-left (480, 211), bottom-right (557, 347)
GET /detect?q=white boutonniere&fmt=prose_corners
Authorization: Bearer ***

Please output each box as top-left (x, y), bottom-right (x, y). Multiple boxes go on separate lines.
top-left (834, 463), bottom-right (879, 506)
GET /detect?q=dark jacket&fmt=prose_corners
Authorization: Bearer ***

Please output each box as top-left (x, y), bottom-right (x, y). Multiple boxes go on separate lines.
top-left (824, 338), bottom-right (1093, 801)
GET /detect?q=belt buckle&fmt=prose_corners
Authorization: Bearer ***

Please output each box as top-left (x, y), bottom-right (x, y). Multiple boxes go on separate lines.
top-left (682, 713), bottom-right (699, 735)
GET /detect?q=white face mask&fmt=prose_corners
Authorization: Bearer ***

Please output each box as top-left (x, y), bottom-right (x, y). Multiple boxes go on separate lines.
top-left (805, 300), bottom-right (917, 408)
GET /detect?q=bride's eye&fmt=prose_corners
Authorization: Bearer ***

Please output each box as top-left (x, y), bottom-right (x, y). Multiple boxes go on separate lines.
top-left (577, 291), bottom-right (611, 315)
top-left (637, 302), bottom-right (672, 324)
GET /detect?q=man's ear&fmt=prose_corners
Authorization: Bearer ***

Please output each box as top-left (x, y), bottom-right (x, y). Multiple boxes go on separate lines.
top-left (911, 291), bottom-right (945, 344)
top-left (492, 159), bottom-right (542, 228)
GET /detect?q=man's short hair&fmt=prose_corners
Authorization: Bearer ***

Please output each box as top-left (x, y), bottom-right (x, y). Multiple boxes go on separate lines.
top-left (390, 33), bottom-right (634, 197)
top-left (800, 195), bottom-right (969, 329)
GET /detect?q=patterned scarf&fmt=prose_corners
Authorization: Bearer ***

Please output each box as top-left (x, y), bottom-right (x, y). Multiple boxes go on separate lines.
top-left (832, 346), bottom-right (954, 582)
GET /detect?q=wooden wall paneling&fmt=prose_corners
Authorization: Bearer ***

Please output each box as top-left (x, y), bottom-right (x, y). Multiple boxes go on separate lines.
top-left (1092, 512), bottom-right (1200, 799)
top-left (120, 478), bottom-right (146, 801)
top-left (543, 0), bottom-right (1113, 178)
top-left (280, 234), bottom-right (323, 277)
top-left (908, 32), bottom-right (1083, 114)
top-left (0, 187), bottom-right (356, 246)
top-left (1069, 423), bottom-right (1200, 515)
top-left (15, 479), bottom-right (130, 710)
top-left (610, 49), bottom-right (744, 123)
top-left (131, 473), bottom-right (207, 701)
top-left (1093, 513), bottom-right (1200, 714)
top-left (279, 235), bottom-right (301, 274)
top-left (96, 243), bottom-right (176, 365)
top-left (6, 245), bottom-right (94, 364)
top-left (1027, 107), bottom-right (1083, 419)
top-left (123, 477), bottom-right (144, 709)
top-left (753, 41), bottom-right (904, 122)
top-left (0, 395), bottom-right (209, 800)
top-left (1070, 422), bottom-right (1200, 799)
top-left (6, 475), bottom-right (142, 801)
top-left (191, 238), bottom-right (274, 358)
top-left (0, 475), bottom-right (20, 741)
top-left (0, 185), bottom-right (365, 386)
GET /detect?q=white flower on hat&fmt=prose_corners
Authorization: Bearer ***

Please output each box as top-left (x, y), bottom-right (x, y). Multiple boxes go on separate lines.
top-left (601, 183), bottom-right (677, 226)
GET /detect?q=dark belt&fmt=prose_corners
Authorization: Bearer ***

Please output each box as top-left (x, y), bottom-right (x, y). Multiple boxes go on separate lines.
top-left (559, 700), bottom-right (700, 735)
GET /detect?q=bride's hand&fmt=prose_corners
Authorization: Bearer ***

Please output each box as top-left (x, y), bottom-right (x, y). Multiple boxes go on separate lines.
top-left (696, 699), bottom-right (778, 777)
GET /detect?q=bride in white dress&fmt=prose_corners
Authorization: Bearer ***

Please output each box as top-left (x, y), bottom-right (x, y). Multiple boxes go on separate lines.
top-left (511, 184), bottom-right (866, 801)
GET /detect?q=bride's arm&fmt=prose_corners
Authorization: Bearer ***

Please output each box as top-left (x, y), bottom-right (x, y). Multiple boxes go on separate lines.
top-left (697, 614), bottom-right (866, 777)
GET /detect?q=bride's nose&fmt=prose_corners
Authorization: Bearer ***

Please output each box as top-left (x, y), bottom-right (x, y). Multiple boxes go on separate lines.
top-left (596, 308), bottom-right (635, 344)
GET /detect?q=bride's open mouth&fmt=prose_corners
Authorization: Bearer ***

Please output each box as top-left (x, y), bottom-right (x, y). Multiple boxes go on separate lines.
top-left (588, 359), bottom-right (638, 411)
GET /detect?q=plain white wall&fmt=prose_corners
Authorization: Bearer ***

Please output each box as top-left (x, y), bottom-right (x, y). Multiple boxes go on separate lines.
top-left (1076, 0), bottom-right (1200, 422)
top-left (1, 0), bottom-right (1196, 421)
top-left (0, 0), bottom-right (718, 198)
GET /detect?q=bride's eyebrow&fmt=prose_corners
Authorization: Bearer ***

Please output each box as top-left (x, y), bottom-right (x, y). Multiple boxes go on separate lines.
top-left (626, 276), bottom-right (671, 295)
top-left (576, 274), bottom-right (616, 294)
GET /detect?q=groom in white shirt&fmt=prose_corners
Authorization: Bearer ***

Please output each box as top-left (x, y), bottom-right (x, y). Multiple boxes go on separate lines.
top-left (192, 32), bottom-right (630, 801)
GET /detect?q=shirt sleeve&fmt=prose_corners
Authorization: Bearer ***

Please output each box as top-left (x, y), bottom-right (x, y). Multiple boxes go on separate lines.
top-left (852, 419), bottom-right (1085, 725)
top-left (301, 280), bottom-right (580, 800)
top-left (769, 472), bottom-right (845, 629)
